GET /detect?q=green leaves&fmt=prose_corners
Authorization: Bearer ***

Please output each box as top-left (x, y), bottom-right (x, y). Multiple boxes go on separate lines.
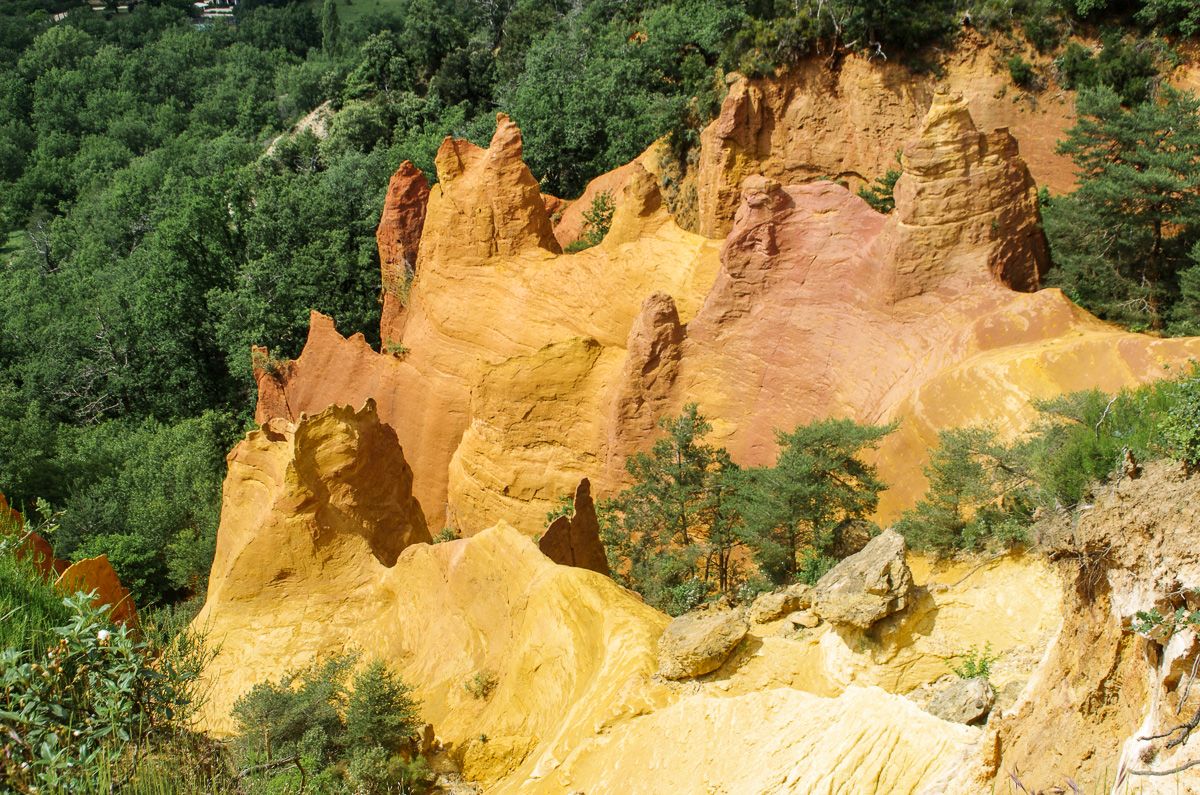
top-left (0, 586), bottom-right (208, 792)
top-left (601, 408), bottom-right (895, 607)
top-left (1046, 85), bottom-right (1200, 332)
top-left (737, 419), bottom-right (894, 584)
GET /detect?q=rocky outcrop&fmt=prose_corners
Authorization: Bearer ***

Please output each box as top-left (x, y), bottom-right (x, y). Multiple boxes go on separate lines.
top-left (55, 554), bottom-right (138, 626)
top-left (812, 530), bottom-right (913, 629)
top-left (874, 87), bottom-right (1047, 298)
top-left (205, 401), bottom-right (429, 616)
top-left (424, 113), bottom-right (560, 262)
top-left (695, 32), bottom-right (1077, 238)
top-left (657, 605), bottom-right (749, 680)
top-left (971, 462), bottom-right (1200, 794)
top-left (250, 76), bottom-right (1200, 536)
top-left (197, 494), bottom-right (666, 790)
top-left (603, 292), bottom-right (685, 481)
top-left (749, 583), bottom-right (812, 624)
top-left (376, 160), bottom-right (430, 343)
top-left (538, 478), bottom-right (610, 575)
top-left (929, 677), bottom-right (995, 725)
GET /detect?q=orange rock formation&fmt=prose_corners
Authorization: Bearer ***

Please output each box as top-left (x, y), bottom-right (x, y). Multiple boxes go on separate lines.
top-left (56, 555), bottom-right (138, 626)
top-left (538, 478), bottom-right (610, 575)
top-left (696, 31), bottom-right (1078, 238)
top-left (376, 160), bottom-right (430, 342)
top-left (252, 89), bottom-right (1200, 534)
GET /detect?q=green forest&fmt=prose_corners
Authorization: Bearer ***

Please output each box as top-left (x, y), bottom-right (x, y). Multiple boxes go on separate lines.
top-left (0, 0), bottom-right (1197, 614)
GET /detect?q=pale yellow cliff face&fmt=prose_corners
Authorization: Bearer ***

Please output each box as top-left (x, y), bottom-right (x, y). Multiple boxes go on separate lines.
top-left (196, 401), bottom-right (1065, 791)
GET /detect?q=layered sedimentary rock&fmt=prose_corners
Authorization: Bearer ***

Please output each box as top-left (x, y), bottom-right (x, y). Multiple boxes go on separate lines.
top-left (253, 88), bottom-right (1200, 534)
top-left (966, 462), bottom-right (1200, 794)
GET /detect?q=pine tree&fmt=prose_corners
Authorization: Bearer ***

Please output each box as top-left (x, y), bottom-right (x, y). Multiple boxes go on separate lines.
top-left (1048, 86), bottom-right (1200, 331)
top-left (599, 405), bottom-right (744, 613)
top-left (735, 419), bottom-right (894, 584)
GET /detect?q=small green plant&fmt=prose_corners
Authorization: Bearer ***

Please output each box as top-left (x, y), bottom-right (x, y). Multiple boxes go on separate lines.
top-left (464, 669), bottom-right (498, 700)
top-left (1160, 365), bottom-right (1200, 473)
top-left (1006, 54), bottom-right (1038, 90)
top-left (383, 339), bottom-right (410, 357)
top-left (857, 167), bottom-right (901, 214)
top-left (545, 494), bottom-right (575, 524)
top-left (565, 191), bottom-right (615, 252)
top-left (432, 527), bottom-right (459, 543)
top-left (0, 590), bottom-right (212, 792)
top-left (950, 643), bottom-right (999, 681)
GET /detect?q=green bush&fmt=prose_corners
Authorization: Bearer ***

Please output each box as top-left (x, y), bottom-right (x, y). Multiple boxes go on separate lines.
top-left (899, 365), bottom-right (1200, 554)
top-left (0, 590), bottom-right (210, 793)
top-left (565, 191), bottom-right (616, 253)
top-left (1006, 54), bottom-right (1038, 89)
top-left (857, 167), bottom-right (901, 214)
top-left (1160, 365), bottom-right (1200, 472)
top-left (463, 669), bottom-right (498, 700)
top-left (1055, 34), bottom-right (1163, 106)
top-left (950, 643), bottom-right (999, 681)
top-left (232, 653), bottom-right (428, 793)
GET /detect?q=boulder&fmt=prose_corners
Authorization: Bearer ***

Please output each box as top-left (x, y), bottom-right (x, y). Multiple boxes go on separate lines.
top-left (928, 677), bottom-right (995, 725)
top-left (785, 609), bottom-right (820, 629)
top-left (56, 554), bottom-right (138, 626)
top-left (749, 583), bottom-right (813, 624)
top-left (812, 529), bottom-right (913, 629)
top-left (657, 607), bottom-right (749, 680)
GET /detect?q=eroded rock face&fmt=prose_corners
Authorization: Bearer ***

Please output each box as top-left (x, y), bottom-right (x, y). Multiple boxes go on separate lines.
top-left (204, 400), bottom-right (430, 615)
top-left (874, 88), bottom-right (1047, 298)
top-left (538, 478), bottom-right (610, 575)
top-left (970, 462), bottom-right (1200, 793)
top-left (249, 77), bottom-right (1200, 537)
top-left (425, 113), bottom-right (560, 262)
top-left (929, 677), bottom-right (995, 725)
top-left (812, 529), bottom-right (913, 629)
top-left (376, 160), bottom-right (430, 342)
top-left (695, 34), bottom-right (1077, 238)
top-left (657, 606), bottom-right (749, 680)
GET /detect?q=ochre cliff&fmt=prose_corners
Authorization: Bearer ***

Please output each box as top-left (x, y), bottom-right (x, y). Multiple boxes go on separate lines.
top-left (376, 160), bottom-right (430, 343)
top-left (695, 30), bottom-right (1078, 238)
top-left (197, 403), bottom-right (1074, 792)
top-left (257, 84), bottom-right (1199, 533)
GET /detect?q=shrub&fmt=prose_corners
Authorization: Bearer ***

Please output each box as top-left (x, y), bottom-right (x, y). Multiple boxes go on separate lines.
top-left (1161, 366), bottom-right (1200, 472)
top-left (950, 643), bottom-right (999, 681)
top-left (0, 590), bottom-right (210, 793)
top-left (233, 654), bottom-right (428, 793)
top-left (1006, 54), bottom-right (1038, 89)
top-left (464, 669), bottom-right (498, 700)
top-left (545, 494), bottom-right (575, 524)
top-left (1055, 34), bottom-right (1163, 106)
top-left (565, 191), bottom-right (615, 253)
top-left (383, 339), bottom-right (410, 357)
top-left (431, 527), bottom-right (459, 543)
top-left (857, 167), bottom-right (901, 214)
